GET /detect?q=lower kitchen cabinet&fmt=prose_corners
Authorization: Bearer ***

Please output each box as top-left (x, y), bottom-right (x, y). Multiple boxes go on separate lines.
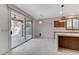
top-left (58, 36), bottom-right (79, 51)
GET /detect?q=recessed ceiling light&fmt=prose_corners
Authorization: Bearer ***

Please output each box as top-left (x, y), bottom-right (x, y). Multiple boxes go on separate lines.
top-left (40, 14), bottom-right (43, 17)
top-left (59, 11), bottom-right (62, 14)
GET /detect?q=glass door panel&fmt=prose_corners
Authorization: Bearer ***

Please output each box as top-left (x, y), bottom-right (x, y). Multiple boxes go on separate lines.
top-left (11, 20), bottom-right (25, 48)
top-left (26, 20), bottom-right (32, 40)
top-left (11, 10), bottom-right (26, 48)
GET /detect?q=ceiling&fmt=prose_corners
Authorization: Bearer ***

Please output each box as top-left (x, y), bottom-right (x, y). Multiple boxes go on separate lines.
top-left (15, 4), bottom-right (79, 19)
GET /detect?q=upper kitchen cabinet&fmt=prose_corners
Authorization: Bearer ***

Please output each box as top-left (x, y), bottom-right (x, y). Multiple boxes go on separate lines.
top-left (66, 16), bottom-right (79, 30)
top-left (54, 20), bottom-right (66, 28)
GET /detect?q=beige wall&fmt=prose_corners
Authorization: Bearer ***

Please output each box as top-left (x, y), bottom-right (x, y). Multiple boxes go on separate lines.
top-left (0, 4), bottom-right (10, 54)
top-left (33, 19), bottom-right (54, 39)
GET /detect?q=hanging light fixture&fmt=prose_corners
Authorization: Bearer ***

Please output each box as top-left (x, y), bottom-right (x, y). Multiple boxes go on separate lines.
top-left (61, 4), bottom-right (66, 20)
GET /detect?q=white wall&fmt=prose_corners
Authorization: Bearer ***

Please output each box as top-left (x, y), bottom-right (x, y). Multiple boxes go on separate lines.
top-left (0, 4), bottom-right (10, 54)
top-left (33, 19), bottom-right (54, 39)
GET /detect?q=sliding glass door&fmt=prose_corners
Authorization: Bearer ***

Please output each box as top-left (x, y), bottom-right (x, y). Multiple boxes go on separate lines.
top-left (25, 20), bottom-right (32, 40)
top-left (10, 9), bottom-right (33, 48)
top-left (11, 9), bottom-right (26, 48)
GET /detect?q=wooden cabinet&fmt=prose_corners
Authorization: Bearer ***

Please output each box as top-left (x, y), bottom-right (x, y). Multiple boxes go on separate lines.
top-left (54, 21), bottom-right (65, 27)
top-left (72, 38), bottom-right (79, 50)
top-left (58, 36), bottom-right (72, 49)
top-left (58, 36), bottom-right (79, 51)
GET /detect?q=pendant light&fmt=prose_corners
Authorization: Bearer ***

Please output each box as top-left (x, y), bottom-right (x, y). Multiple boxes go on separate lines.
top-left (61, 5), bottom-right (66, 20)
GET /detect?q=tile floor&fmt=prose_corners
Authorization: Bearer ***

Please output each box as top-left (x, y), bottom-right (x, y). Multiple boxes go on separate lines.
top-left (7, 38), bottom-right (79, 55)
top-left (12, 35), bottom-right (32, 48)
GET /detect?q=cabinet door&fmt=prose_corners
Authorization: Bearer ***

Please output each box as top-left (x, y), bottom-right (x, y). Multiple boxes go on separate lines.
top-left (66, 19), bottom-right (73, 29)
top-left (54, 21), bottom-right (65, 27)
top-left (73, 19), bottom-right (79, 29)
top-left (58, 36), bottom-right (72, 49)
top-left (72, 37), bottom-right (79, 50)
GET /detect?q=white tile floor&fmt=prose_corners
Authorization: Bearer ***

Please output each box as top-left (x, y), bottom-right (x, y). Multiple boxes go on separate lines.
top-left (7, 38), bottom-right (79, 55)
